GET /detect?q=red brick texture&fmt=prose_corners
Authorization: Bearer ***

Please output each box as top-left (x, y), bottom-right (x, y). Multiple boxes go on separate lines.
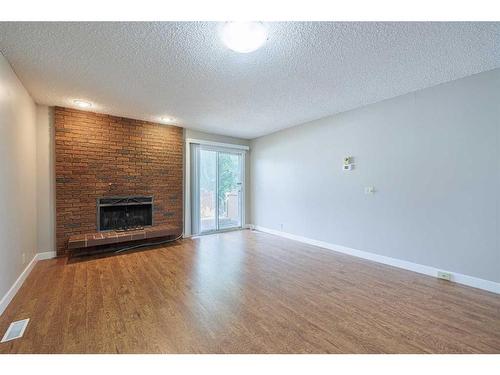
top-left (55, 107), bottom-right (183, 256)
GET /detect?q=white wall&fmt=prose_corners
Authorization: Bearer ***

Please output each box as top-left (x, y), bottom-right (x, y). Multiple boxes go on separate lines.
top-left (36, 105), bottom-right (55, 254)
top-left (0, 53), bottom-right (38, 302)
top-left (251, 69), bottom-right (500, 283)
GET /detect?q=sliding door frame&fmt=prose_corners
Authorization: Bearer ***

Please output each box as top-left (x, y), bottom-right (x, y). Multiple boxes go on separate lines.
top-left (184, 138), bottom-right (248, 237)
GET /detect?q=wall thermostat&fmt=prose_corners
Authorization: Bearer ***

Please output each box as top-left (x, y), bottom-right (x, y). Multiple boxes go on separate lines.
top-left (343, 156), bottom-right (354, 171)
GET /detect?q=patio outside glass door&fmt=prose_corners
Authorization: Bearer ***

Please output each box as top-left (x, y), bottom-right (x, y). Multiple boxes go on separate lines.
top-left (197, 147), bottom-right (243, 234)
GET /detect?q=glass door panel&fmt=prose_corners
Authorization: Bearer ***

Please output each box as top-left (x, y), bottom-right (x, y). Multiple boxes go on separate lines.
top-left (199, 149), bottom-right (217, 233)
top-left (195, 147), bottom-right (244, 235)
top-left (217, 152), bottom-right (242, 230)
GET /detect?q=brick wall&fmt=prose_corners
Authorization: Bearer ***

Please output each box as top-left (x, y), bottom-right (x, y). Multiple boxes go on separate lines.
top-left (55, 107), bottom-right (183, 256)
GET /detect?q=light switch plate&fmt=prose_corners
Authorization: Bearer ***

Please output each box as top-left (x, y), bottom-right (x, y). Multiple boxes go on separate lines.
top-left (364, 186), bottom-right (375, 194)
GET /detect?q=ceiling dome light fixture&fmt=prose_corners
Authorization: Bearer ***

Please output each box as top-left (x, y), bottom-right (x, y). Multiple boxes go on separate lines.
top-left (221, 22), bottom-right (268, 53)
top-left (73, 99), bottom-right (92, 108)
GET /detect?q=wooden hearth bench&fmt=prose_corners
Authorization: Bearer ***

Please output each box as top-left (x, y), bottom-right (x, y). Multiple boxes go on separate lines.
top-left (67, 224), bottom-right (180, 250)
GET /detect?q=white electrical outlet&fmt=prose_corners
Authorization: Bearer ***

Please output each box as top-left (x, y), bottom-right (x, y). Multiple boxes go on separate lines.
top-left (437, 271), bottom-right (452, 281)
top-left (22, 253), bottom-right (26, 264)
top-left (364, 186), bottom-right (375, 194)
top-left (1, 318), bottom-right (30, 343)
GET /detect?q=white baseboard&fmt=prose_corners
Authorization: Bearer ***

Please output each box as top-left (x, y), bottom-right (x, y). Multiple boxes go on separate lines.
top-left (36, 251), bottom-right (57, 261)
top-left (253, 225), bottom-right (500, 295)
top-left (0, 251), bottom-right (56, 316)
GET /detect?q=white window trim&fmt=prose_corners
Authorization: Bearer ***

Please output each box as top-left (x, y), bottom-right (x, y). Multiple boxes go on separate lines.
top-left (185, 138), bottom-right (249, 151)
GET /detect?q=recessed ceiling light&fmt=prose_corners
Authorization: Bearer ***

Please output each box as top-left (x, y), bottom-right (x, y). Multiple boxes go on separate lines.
top-left (221, 22), bottom-right (268, 53)
top-left (160, 116), bottom-right (175, 123)
top-left (73, 99), bottom-right (92, 108)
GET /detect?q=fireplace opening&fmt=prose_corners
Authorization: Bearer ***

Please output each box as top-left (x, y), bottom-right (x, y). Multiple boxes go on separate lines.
top-left (97, 196), bottom-right (153, 231)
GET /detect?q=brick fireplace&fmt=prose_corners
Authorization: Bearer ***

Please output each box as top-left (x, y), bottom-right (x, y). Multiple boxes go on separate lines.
top-left (55, 107), bottom-right (183, 256)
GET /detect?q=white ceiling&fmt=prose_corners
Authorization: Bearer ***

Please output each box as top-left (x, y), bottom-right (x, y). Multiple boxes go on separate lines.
top-left (0, 22), bottom-right (499, 139)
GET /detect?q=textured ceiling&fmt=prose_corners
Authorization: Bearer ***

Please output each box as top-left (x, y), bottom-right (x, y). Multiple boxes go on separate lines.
top-left (0, 22), bottom-right (499, 139)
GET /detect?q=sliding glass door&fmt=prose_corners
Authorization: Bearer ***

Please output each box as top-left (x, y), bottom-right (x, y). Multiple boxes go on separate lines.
top-left (199, 149), bottom-right (218, 233)
top-left (193, 146), bottom-right (244, 234)
top-left (217, 151), bottom-right (242, 230)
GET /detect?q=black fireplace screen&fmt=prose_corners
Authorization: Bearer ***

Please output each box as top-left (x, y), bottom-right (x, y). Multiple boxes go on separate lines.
top-left (97, 196), bottom-right (153, 231)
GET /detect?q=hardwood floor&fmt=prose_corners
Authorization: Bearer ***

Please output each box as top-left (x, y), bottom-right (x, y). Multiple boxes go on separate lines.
top-left (1, 230), bottom-right (499, 353)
